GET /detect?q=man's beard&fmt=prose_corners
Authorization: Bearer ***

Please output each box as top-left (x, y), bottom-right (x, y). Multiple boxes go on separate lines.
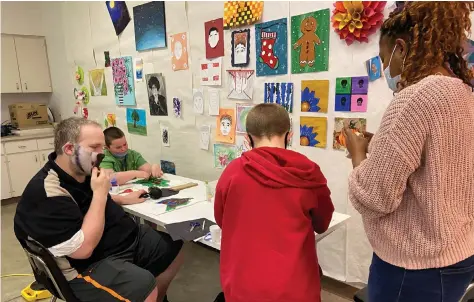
top-left (71, 145), bottom-right (99, 176)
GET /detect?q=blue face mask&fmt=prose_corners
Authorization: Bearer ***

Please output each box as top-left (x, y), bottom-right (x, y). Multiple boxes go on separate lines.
top-left (383, 44), bottom-right (406, 92)
top-left (112, 151), bottom-right (127, 158)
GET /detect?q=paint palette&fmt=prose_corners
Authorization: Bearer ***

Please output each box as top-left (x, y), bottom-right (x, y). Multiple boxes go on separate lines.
top-left (335, 76), bottom-right (368, 112)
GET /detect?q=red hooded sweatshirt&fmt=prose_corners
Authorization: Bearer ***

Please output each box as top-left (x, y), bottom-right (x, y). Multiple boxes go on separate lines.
top-left (215, 147), bottom-right (334, 302)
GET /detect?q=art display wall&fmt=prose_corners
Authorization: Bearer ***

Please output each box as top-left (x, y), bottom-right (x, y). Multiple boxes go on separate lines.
top-left (6, 1), bottom-right (404, 284)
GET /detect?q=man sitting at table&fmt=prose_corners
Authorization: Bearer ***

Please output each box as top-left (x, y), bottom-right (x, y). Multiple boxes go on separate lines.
top-left (214, 104), bottom-right (335, 302)
top-left (14, 117), bottom-right (183, 302)
top-left (100, 126), bottom-right (163, 185)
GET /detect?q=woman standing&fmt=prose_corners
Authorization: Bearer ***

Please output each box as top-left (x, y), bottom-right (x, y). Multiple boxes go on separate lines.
top-left (345, 2), bottom-right (474, 301)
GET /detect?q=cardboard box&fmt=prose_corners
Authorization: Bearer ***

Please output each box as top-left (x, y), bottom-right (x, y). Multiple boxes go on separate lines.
top-left (9, 103), bottom-right (50, 129)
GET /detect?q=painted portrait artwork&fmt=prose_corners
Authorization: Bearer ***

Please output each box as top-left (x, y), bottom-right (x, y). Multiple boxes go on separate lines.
top-left (255, 18), bottom-right (288, 77)
top-left (205, 18), bottom-right (224, 59)
top-left (216, 108), bottom-right (236, 144)
top-left (231, 29), bottom-right (250, 67)
top-left (146, 73), bottom-right (168, 116)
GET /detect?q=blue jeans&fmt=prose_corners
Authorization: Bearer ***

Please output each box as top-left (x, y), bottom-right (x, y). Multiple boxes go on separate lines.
top-left (368, 253), bottom-right (474, 302)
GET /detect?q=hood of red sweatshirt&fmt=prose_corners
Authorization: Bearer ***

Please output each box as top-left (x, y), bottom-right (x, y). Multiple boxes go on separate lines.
top-left (241, 147), bottom-right (327, 189)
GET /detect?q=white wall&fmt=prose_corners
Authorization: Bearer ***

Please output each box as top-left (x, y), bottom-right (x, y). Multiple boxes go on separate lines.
top-left (2, 0), bottom-right (405, 284)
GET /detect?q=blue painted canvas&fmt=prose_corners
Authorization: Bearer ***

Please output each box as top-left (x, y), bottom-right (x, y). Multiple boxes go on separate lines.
top-left (351, 76), bottom-right (369, 94)
top-left (106, 1), bottom-right (131, 36)
top-left (335, 94), bottom-right (351, 112)
top-left (161, 160), bottom-right (176, 175)
top-left (126, 108), bottom-right (147, 136)
top-left (133, 1), bottom-right (167, 51)
top-left (264, 82), bottom-right (293, 113)
top-left (255, 18), bottom-right (288, 77)
top-left (366, 56), bottom-right (382, 81)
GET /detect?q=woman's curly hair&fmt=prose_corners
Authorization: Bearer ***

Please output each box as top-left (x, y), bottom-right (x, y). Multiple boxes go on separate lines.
top-left (380, 1), bottom-right (474, 90)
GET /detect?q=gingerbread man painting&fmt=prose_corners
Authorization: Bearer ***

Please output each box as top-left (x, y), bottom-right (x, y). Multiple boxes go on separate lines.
top-left (293, 16), bottom-right (321, 67)
top-left (291, 9), bottom-right (330, 73)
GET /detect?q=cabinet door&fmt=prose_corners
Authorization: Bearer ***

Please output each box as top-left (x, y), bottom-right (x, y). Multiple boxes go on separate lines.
top-left (14, 36), bottom-right (52, 93)
top-left (1, 35), bottom-right (22, 93)
top-left (38, 149), bottom-right (53, 166)
top-left (1, 155), bottom-right (12, 199)
top-left (8, 152), bottom-right (41, 197)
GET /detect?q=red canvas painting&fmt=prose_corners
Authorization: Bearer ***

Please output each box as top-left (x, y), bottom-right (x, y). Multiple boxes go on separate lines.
top-left (205, 18), bottom-right (224, 59)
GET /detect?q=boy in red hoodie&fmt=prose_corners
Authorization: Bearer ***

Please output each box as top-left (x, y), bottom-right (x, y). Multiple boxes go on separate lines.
top-left (214, 104), bottom-right (335, 302)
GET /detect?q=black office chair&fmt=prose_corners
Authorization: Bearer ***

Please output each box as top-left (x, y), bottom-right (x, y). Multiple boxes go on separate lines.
top-left (353, 286), bottom-right (367, 302)
top-left (19, 238), bottom-right (81, 302)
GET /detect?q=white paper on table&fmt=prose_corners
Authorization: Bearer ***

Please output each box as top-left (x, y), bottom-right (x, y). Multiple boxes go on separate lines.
top-left (199, 125), bottom-right (211, 151)
top-left (208, 88), bottom-right (220, 116)
top-left (193, 88), bottom-right (204, 114)
top-left (200, 58), bottom-right (222, 86)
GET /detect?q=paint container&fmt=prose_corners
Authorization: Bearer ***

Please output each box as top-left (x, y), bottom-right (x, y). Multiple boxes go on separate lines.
top-left (209, 225), bottom-right (221, 244)
top-left (110, 177), bottom-right (119, 194)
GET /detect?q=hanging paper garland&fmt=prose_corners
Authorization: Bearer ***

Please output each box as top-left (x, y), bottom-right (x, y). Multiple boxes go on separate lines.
top-left (331, 1), bottom-right (386, 46)
top-left (75, 66), bottom-right (84, 85)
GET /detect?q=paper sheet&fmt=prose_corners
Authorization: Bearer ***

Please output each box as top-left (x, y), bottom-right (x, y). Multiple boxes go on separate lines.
top-left (199, 125), bottom-right (211, 151)
top-left (193, 88), bottom-right (204, 114)
top-left (208, 88), bottom-right (220, 116)
top-left (200, 58), bottom-right (222, 86)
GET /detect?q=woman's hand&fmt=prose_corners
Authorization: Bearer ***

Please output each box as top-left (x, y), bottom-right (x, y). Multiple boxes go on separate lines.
top-left (343, 127), bottom-right (369, 168)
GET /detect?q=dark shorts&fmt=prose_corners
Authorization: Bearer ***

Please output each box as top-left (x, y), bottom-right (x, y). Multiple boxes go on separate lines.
top-left (69, 224), bottom-right (183, 302)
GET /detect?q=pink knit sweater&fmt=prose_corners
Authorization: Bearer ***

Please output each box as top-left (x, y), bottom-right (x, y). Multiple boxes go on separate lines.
top-left (349, 75), bottom-right (474, 269)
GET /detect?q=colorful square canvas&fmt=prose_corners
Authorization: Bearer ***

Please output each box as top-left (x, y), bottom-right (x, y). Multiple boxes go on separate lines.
top-left (223, 1), bottom-right (264, 29)
top-left (126, 108), bottom-right (147, 136)
top-left (133, 1), bottom-right (167, 51)
top-left (205, 18), bottom-right (224, 59)
top-left (255, 18), bottom-right (288, 77)
top-left (112, 56), bottom-right (136, 106)
top-left (291, 9), bottom-right (330, 74)
top-left (366, 56), bottom-right (382, 81)
top-left (351, 76), bottom-right (369, 94)
top-left (106, 1), bottom-right (131, 36)
top-left (89, 69), bottom-right (107, 96)
top-left (335, 95), bottom-right (351, 111)
top-left (160, 160), bottom-right (176, 175)
top-left (170, 32), bottom-right (188, 71)
top-left (300, 117), bottom-right (327, 148)
top-left (146, 73), bottom-right (168, 116)
top-left (216, 108), bottom-right (236, 144)
top-left (336, 77), bottom-right (352, 94)
top-left (351, 95), bottom-right (367, 112)
top-left (236, 104), bottom-right (253, 134)
top-left (301, 80), bottom-right (329, 113)
top-left (227, 70), bottom-right (254, 100)
top-left (231, 29), bottom-right (250, 67)
top-left (214, 144), bottom-right (237, 169)
top-left (264, 82), bottom-right (294, 113)
top-left (200, 58), bottom-right (222, 86)
top-left (333, 118), bottom-right (366, 150)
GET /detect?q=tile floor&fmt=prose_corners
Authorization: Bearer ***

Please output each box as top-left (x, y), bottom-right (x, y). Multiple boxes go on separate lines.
top-left (1, 202), bottom-right (352, 302)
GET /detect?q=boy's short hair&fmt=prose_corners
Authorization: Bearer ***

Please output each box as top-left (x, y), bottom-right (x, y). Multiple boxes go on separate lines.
top-left (104, 127), bottom-right (125, 147)
top-left (246, 104), bottom-right (290, 138)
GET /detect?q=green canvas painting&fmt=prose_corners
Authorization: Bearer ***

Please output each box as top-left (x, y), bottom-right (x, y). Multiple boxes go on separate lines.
top-left (335, 77), bottom-right (352, 94)
top-left (291, 8), bottom-right (330, 74)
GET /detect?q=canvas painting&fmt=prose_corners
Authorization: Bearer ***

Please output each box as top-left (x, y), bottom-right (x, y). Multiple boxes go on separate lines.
top-left (112, 56), bottom-right (136, 106)
top-left (89, 69), bottom-right (107, 96)
top-left (333, 118), bottom-right (366, 150)
top-left (351, 95), bottom-right (368, 112)
top-left (223, 1), bottom-right (264, 29)
top-left (161, 126), bottom-right (170, 147)
top-left (335, 95), bottom-right (351, 111)
top-left (208, 88), bottom-right (220, 116)
top-left (126, 108), bottom-right (147, 136)
top-left (255, 18), bottom-right (288, 77)
top-left (200, 125), bottom-right (211, 151)
top-left (236, 104), bottom-right (253, 134)
top-left (133, 1), bottom-right (167, 51)
top-left (300, 117), bottom-right (327, 148)
top-left (170, 32), bottom-right (188, 71)
top-left (214, 144), bottom-right (237, 169)
top-left (227, 70), bottom-right (254, 100)
top-left (205, 18), bottom-right (224, 59)
top-left (216, 108), bottom-right (236, 144)
top-left (200, 58), bottom-right (222, 86)
top-left (264, 82), bottom-right (294, 113)
top-left (335, 76), bottom-right (369, 112)
top-left (301, 80), bottom-right (329, 113)
top-left (291, 9), bottom-right (330, 74)
top-left (235, 135), bottom-right (251, 158)
top-left (193, 88), bottom-right (204, 114)
top-left (160, 160), bottom-right (176, 175)
top-left (351, 76), bottom-right (369, 94)
top-left (104, 113), bottom-right (117, 128)
top-left (106, 1), bottom-right (131, 36)
top-left (146, 73), bottom-right (168, 116)
top-left (366, 56), bottom-right (382, 81)
top-left (336, 77), bottom-right (352, 94)
top-left (104, 51), bottom-right (111, 67)
top-left (231, 29), bottom-right (250, 67)
top-left (134, 58), bottom-right (143, 82)
top-left (173, 98), bottom-right (182, 118)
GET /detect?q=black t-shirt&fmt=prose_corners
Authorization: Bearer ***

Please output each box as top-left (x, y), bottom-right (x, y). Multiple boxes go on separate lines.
top-left (14, 152), bottom-right (138, 274)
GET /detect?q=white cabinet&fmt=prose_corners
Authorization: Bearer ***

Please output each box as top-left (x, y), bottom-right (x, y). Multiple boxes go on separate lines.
top-left (38, 149), bottom-right (53, 166)
top-left (1, 156), bottom-right (12, 199)
top-left (8, 152), bottom-right (41, 197)
top-left (1, 34), bottom-right (52, 93)
top-left (1, 35), bottom-right (21, 93)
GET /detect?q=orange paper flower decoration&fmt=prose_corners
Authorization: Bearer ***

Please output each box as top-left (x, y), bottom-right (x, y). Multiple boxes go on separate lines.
top-left (332, 1), bottom-right (386, 45)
